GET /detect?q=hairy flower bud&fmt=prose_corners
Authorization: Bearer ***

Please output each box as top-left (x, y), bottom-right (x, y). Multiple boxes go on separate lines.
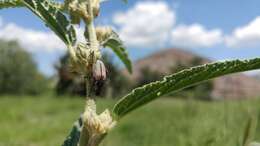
top-left (92, 60), bottom-right (106, 81)
top-left (92, 0), bottom-right (100, 17)
top-left (66, 0), bottom-right (90, 23)
top-left (83, 99), bottom-right (116, 134)
top-left (96, 26), bottom-right (112, 42)
top-left (70, 43), bottom-right (101, 74)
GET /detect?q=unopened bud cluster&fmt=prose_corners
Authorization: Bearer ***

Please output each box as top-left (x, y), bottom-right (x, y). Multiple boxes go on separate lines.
top-left (65, 0), bottom-right (100, 23)
top-left (69, 43), bottom-right (101, 74)
top-left (82, 100), bottom-right (116, 135)
top-left (96, 26), bottom-right (112, 43)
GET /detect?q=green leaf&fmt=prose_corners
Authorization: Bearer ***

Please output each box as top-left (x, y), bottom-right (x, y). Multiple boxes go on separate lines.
top-left (22, 0), bottom-right (76, 46)
top-left (0, 0), bottom-right (23, 9)
top-left (113, 58), bottom-right (260, 118)
top-left (62, 116), bottom-right (83, 146)
top-left (0, 0), bottom-right (71, 44)
top-left (103, 31), bottom-right (132, 73)
top-left (0, 0), bottom-right (64, 10)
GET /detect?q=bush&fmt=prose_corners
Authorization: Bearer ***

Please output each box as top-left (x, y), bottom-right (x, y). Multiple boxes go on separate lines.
top-left (0, 40), bottom-right (48, 95)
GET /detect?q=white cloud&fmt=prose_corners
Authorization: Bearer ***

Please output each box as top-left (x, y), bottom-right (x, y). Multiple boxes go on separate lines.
top-left (113, 1), bottom-right (175, 48)
top-left (225, 17), bottom-right (260, 48)
top-left (171, 24), bottom-right (223, 48)
top-left (0, 18), bottom-right (66, 53)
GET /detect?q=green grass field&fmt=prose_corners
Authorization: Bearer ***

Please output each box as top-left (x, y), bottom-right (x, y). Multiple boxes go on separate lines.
top-left (0, 96), bottom-right (260, 146)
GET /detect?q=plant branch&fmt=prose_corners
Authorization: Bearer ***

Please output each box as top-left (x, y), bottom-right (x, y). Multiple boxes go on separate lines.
top-left (79, 126), bottom-right (90, 146)
top-left (80, 0), bottom-right (102, 145)
top-left (85, 0), bottom-right (99, 51)
top-left (85, 75), bottom-right (92, 99)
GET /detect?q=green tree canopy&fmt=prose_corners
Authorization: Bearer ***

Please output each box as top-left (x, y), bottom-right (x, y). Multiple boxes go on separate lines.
top-left (0, 40), bottom-right (48, 95)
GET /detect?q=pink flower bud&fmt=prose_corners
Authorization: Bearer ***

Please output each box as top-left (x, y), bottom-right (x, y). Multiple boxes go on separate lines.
top-left (92, 60), bottom-right (107, 81)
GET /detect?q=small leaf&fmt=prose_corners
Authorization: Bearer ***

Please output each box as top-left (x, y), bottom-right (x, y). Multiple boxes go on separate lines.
top-left (113, 58), bottom-right (260, 118)
top-left (22, 0), bottom-right (76, 46)
top-left (62, 116), bottom-right (83, 146)
top-left (103, 31), bottom-right (132, 73)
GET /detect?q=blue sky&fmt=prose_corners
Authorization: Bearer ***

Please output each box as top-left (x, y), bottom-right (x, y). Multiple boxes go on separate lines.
top-left (1, 0), bottom-right (260, 76)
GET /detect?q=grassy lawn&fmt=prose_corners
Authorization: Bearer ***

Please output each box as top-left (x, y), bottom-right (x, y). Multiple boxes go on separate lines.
top-left (0, 96), bottom-right (260, 146)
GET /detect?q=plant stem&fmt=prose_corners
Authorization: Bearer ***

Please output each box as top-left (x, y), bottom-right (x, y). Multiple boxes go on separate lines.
top-left (79, 127), bottom-right (90, 146)
top-left (80, 0), bottom-right (101, 145)
top-left (84, 0), bottom-right (99, 100)
top-left (87, 135), bottom-right (106, 146)
top-left (85, 0), bottom-right (99, 52)
top-left (85, 75), bottom-right (92, 99)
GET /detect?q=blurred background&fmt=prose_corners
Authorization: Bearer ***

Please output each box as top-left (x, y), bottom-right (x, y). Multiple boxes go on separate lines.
top-left (1, 0), bottom-right (260, 146)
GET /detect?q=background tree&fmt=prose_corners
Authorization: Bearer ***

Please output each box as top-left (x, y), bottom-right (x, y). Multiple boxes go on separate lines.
top-left (0, 40), bottom-right (48, 95)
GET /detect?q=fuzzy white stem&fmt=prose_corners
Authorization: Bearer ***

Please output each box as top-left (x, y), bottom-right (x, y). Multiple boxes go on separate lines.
top-left (80, 1), bottom-right (101, 145)
top-left (86, 0), bottom-right (99, 51)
